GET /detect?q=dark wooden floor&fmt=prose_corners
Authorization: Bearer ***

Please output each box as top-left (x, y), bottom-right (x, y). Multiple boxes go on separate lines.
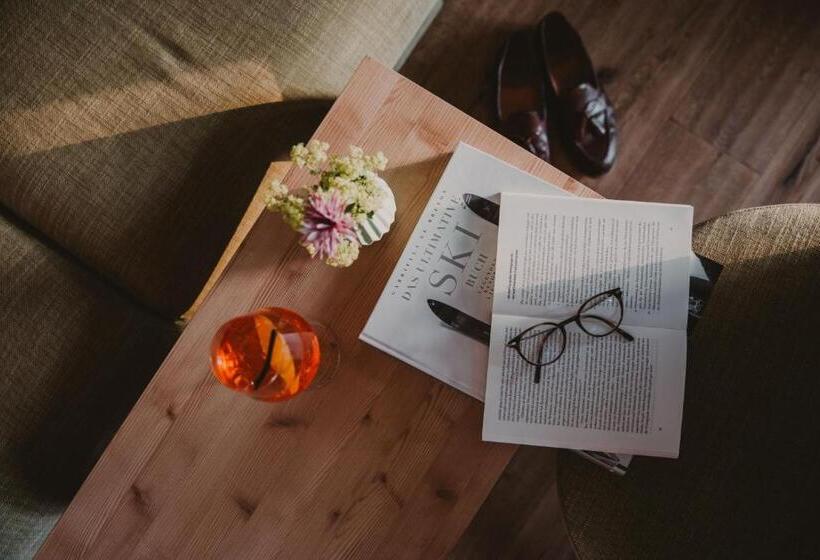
top-left (399, 0), bottom-right (820, 557)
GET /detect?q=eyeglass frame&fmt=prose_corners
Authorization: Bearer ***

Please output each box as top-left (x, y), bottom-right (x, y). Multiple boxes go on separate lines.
top-left (505, 287), bottom-right (635, 383)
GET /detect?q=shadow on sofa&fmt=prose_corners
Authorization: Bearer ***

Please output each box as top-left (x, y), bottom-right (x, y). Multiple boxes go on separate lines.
top-left (1, 99), bottom-right (331, 318)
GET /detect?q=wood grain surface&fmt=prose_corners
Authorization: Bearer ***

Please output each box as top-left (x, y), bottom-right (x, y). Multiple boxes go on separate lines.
top-left (402, 0), bottom-right (820, 225)
top-left (36, 58), bottom-right (597, 559)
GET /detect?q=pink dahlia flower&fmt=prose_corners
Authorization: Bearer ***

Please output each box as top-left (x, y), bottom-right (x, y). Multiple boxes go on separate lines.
top-left (300, 191), bottom-right (357, 259)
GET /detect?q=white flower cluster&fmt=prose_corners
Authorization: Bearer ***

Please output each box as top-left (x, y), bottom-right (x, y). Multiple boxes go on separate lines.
top-left (325, 238), bottom-right (360, 267)
top-left (264, 180), bottom-right (304, 230)
top-left (264, 141), bottom-right (391, 267)
top-left (322, 145), bottom-right (388, 221)
top-left (290, 139), bottom-right (329, 173)
top-left (275, 142), bottom-right (388, 223)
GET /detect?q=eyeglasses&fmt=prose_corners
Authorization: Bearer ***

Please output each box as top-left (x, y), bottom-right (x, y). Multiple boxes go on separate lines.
top-left (505, 288), bottom-right (634, 383)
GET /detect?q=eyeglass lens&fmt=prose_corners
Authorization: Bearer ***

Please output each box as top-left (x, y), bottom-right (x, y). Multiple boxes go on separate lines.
top-left (577, 291), bottom-right (622, 336)
top-left (516, 323), bottom-right (565, 365)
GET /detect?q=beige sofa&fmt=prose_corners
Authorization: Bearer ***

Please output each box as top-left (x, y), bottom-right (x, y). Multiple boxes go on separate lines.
top-left (0, 1), bottom-right (441, 557)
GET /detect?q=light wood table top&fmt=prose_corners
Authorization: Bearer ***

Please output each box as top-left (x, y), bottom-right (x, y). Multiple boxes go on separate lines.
top-left (37, 57), bottom-right (597, 559)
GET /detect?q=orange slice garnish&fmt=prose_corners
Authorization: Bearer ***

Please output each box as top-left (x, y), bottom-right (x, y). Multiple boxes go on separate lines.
top-left (253, 316), bottom-right (298, 396)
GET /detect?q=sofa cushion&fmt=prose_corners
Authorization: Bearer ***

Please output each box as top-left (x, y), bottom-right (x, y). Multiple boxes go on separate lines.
top-left (0, 0), bottom-right (441, 317)
top-left (0, 101), bottom-right (328, 318)
top-left (0, 213), bottom-right (179, 559)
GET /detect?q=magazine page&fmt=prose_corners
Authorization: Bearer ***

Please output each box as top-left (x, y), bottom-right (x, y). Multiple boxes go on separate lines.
top-left (360, 143), bottom-right (570, 399)
top-left (493, 194), bottom-right (693, 330)
top-left (482, 193), bottom-right (692, 457)
top-left (483, 315), bottom-right (686, 457)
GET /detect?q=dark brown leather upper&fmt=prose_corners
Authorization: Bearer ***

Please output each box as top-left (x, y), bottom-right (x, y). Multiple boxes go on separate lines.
top-left (567, 84), bottom-right (613, 138)
top-left (563, 84), bottom-right (617, 170)
top-left (500, 110), bottom-right (550, 161)
top-left (539, 11), bottom-right (617, 174)
top-left (496, 30), bottom-right (551, 163)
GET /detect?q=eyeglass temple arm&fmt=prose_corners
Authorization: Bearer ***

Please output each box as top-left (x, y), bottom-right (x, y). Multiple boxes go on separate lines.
top-left (614, 326), bottom-right (634, 341)
top-left (582, 314), bottom-right (634, 341)
top-left (505, 327), bottom-right (550, 384)
top-left (534, 338), bottom-right (547, 384)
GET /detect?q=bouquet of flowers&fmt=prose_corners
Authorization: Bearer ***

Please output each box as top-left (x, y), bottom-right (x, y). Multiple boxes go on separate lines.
top-left (265, 140), bottom-right (396, 267)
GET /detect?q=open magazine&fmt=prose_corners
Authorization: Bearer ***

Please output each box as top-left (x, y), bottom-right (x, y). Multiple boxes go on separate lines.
top-left (361, 144), bottom-right (720, 470)
top-left (482, 194), bottom-right (692, 458)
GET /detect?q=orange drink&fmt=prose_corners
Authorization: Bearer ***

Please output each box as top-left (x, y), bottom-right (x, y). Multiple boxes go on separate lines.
top-left (210, 307), bottom-right (329, 401)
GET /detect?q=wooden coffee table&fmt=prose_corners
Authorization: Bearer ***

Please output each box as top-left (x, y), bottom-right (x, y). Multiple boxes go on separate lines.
top-left (37, 57), bottom-right (597, 559)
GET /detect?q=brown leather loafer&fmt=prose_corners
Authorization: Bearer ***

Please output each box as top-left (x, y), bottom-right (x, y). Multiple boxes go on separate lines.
top-left (539, 12), bottom-right (616, 174)
top-left (496, 29), bottom-right (550, 162)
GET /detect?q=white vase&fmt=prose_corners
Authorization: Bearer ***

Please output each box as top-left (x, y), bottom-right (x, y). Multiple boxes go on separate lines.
top-left (356, 176), bottom-right (396, 246)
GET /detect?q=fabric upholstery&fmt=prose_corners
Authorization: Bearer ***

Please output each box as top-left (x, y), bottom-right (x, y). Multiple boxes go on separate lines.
top-left (557, 204), bottom-right (820, 559)
top-left (0, 213), bottom-right (179, 559)
top-left (0, 0), bottom-right (441, 317)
